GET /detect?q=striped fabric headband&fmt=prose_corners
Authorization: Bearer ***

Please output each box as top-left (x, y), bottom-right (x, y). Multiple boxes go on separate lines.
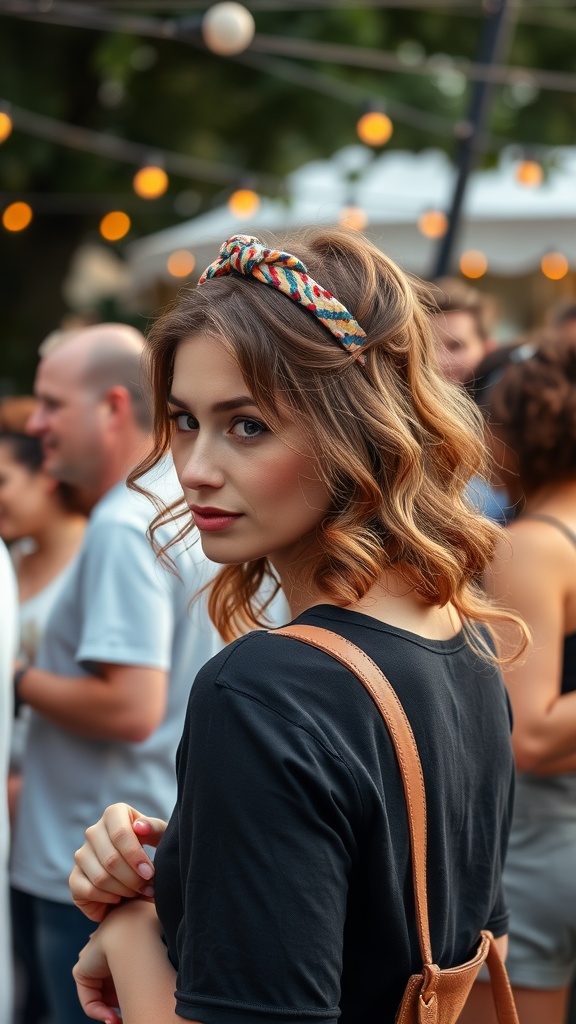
top-left (198, 234), bottom-right (367, 362)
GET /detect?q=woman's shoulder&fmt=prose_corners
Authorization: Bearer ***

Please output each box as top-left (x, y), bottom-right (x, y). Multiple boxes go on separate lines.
top-left (194, 627), bottom-right (318, 691)
top-left (504, 512), bottom-right (576, 567)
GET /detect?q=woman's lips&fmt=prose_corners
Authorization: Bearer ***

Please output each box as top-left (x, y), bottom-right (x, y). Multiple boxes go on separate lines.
top-left (190, 507), bottom-right (242, 532)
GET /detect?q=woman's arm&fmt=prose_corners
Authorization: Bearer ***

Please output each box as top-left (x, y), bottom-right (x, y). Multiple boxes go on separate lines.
top-left (485, 523), bottom-right (576, 772)
top-left (73, 900), bottom-right (195, 1024)
top-left (70, 803), bottom-right (167, 922)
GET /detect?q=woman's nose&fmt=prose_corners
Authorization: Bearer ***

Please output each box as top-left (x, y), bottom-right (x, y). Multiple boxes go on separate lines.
top-left (178, 438), bottom-right (225, 491)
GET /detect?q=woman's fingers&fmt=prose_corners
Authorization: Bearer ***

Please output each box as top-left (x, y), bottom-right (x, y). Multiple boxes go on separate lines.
top-left (73, 937), bottom-right (122, 1024)
top-left (70, 804), bottom-right (167, 917)
top-left (73, 843), bottom-right (145, 899)
top-left (85, 804), bottom-right (167, 888)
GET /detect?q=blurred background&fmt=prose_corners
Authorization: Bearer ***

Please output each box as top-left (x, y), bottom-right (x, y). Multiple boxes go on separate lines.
top-left (1, 0), bottom-right (575, 391)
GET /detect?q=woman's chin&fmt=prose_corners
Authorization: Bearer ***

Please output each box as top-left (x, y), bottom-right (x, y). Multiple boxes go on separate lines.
top-left (198, 537), bottom-right (264, 566)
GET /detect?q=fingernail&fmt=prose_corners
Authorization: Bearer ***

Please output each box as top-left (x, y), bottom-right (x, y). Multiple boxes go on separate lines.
top-left (142, 885), bottom-right (154, 897)
top-left (133, 819), bottom-right (150, 831)
top-left (137, 862), bottom-right (154, 880)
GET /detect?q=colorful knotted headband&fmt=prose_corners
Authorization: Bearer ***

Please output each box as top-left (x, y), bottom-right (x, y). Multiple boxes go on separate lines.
top-left (198, 234), bottom-right (367, 362)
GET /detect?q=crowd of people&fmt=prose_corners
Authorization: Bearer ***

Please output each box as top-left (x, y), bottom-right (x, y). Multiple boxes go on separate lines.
top-left (1, 227), bottom-right (576, 1024)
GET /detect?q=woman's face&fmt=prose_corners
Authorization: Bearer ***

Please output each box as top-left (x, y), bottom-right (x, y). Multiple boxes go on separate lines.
top-left (169, 333), bottom-right (332, 573)
top-left (0, 442), bottom-right (54, 542)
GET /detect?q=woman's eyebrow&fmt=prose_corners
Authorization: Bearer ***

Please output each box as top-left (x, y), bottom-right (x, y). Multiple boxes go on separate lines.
top-left (167, 393), bottom-right (258, 414)
top-left (167, 393), bottom-right (189, 410)
top-left (211, 396), bottom-right (259, 413)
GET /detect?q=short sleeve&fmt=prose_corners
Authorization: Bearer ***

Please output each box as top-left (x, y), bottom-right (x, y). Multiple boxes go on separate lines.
top-left (75, 519), bottom-right (174, 671)
top-left (172, 658), bottom-right (363, 1024)
top-left (485, 880), bottom-right (509, 938)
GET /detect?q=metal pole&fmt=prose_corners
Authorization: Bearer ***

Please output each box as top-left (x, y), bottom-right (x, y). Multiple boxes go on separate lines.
top-left (432, 0), bottom-right (517, 279)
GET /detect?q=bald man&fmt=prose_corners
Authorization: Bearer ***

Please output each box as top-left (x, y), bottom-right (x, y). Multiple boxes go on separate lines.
top-left (10, 325), bottom-right (221, 1024)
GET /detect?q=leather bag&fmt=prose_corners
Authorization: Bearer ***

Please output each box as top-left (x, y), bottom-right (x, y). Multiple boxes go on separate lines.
top-left (271, 623), bottom-right (519, 1024)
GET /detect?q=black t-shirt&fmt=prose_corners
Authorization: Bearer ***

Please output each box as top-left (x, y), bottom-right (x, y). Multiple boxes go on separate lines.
top-left (154, 605), bottom-right (514, 1024)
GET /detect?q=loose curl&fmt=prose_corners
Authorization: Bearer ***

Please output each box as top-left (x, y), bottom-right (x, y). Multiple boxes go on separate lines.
top-left (487, 333), bottom-right (576, 495)
top-left (132, 228), bottom-right (526, 657)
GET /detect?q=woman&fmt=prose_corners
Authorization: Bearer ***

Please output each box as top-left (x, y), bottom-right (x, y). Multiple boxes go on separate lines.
top-left (0, 428), bottom-right (86, 803)
top-left (466, 336), bottom-right (576, 1024)
top-left (68, 230), bottom-right (524, 1024)
top-left (0, 425), bottom-right (86, 1024)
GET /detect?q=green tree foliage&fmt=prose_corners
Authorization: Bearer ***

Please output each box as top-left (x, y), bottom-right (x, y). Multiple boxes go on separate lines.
top-left (0, 3), bottom-right (575, 386)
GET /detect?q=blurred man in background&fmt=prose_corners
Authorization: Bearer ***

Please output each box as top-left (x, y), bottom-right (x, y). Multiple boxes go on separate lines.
top-left (10, 324), bottom-right (220, 1024)
top-left (429, 276), bottom-right (498, 387)
top-left (429, 278), bottom-right (511, 525)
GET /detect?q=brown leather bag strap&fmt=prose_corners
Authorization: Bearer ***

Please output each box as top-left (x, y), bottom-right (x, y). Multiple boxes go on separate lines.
top-left (271, 624), bottom-right (434, 967)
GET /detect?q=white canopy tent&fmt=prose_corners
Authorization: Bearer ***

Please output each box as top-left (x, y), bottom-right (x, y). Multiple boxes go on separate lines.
top-left (126, 144), bottom-right (576, 287)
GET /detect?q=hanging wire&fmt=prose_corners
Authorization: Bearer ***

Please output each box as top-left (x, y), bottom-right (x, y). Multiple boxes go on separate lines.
top-left (3, 101), bottom-right (283, 192)
top-left (2, 1), bottom-right (576, 95)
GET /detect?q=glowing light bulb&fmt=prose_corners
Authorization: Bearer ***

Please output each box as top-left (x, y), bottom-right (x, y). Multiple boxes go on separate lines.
top-left (202, 3), bottom-right (255, 56)
top-left (541, 251), bottom-right (568, 280)
top-left (418, 210), bottom-right (448, 239)
top-left (0, 112), bottom-right (13, 143)
top-left (2, 201), bottom-right (32, 232)
top-left (515, 160), bottom-right (543, 188)
top-left (356, 111), bottom-right (393, 147)
top-left (338, 206), bottom-right (368, 232)
top-left (100, 211), bottom-right (131, 241)
top-left (133, 165), bottom-right (169, 199)
top-left (228, 188), bottom-right (260, 218)
top-left (459, 250), bottom-right (488, 279)
top-left (167, 250), bottom-right (196, 278)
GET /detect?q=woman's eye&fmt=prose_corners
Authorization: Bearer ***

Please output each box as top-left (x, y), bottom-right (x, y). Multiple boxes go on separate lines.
top-left (231, 418), bottom-right (267, 440)
top-left (172, 413), bottom-right (198, 432)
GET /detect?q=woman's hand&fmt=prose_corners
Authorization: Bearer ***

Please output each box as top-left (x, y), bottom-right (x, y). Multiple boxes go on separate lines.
top-left (73, 900), bottom-right (177, 1024)
top-left (69, 802), bottom-right (167, 922)
top-left (73, 920), bottom-right (121, 1024)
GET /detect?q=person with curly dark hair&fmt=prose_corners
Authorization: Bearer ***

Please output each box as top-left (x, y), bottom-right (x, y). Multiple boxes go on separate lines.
top-left (464, 335), bottom-right (576, 1024)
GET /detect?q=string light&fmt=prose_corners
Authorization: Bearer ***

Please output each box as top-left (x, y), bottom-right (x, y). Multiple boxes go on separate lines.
top-left (2, 201), bottom-right (33, 232)
top-left (515, 160), bottom-right (544, 188)
top-left (133, 164), bottom-right (169, 199)
top-left (201, 3), bottom-right (255, 57)
top-left (339, 206), bottom-right (368, 232)
top-left (228, 188), bottom-right (260, 217)
top-left (541, 251), bottom-right (569, 280)
top-left (167, 250), bottom-right (196, 278)
top-left (417, 210), bottom-right (448, 239)
top-left (99, 211), bottom-right (131, 241)
top-left (356, 110), bottom-right (393, 147)
top-left (460, 250), bottom-right (488, 279)
top-left (0, 111), bottom-right (12, 143)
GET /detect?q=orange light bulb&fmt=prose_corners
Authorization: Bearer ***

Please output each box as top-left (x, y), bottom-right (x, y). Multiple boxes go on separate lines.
top-left (2, 201), bottom-right (33, 232)
top-left (541, 252), bottom-right (569, 281)
top-left (459, 250), bottom-right (488, 279)
top-left (418, 210), bottom-right (448, 239)
top-left (338, 206), bottom-right (369, 232)
top-left (356, 111), bottom-right (393, 147)
top-left (228, 189), bottom-right (260, 218)
top-left (100, 211), bottom-right (131, 241)
top-left (133, 165), bottom-right (169, 199)
top-left (515, 160), bottom-right (543, 188)
top-left (167, 250), bottom-right (196, 278)
top-left (0, 112), bottom-right (13, 143)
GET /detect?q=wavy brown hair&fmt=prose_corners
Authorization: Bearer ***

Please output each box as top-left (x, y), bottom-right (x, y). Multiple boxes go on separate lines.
top-left (487, 333), bottom-right (576, 495)
top-left (132, 228), bottom-right (526, 654)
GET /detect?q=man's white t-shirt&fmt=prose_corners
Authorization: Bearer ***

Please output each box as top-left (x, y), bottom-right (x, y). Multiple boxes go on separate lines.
top-left (11, 462), bottom-right (222, 904)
